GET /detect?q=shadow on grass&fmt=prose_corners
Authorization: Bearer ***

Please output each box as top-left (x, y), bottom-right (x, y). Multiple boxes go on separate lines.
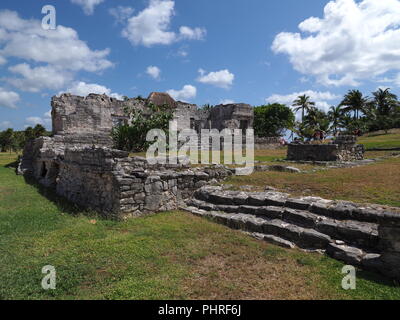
top-left (23, 174), bottom-right (91, 217)
top-left (5, 160), bottom-right (19, 169)
top-left (357, 269), bottom-right (400, 288)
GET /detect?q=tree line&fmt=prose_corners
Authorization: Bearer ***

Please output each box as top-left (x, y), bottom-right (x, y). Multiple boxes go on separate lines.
top-left (255, 88), bottom-right (400, 139)
top-left (0, 124), bottom-right (48, 153)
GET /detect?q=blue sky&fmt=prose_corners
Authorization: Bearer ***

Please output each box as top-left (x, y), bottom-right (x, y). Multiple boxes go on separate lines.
top-left (1, 0), bottom-right (400, 130)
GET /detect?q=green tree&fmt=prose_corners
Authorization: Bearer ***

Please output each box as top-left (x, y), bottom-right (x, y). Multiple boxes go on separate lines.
top-left (328, 105), bottom-right (344, 135)
top-left (254, 103), bottom-right (295, 137)
top-left (0, 128), bottom-right (15, 153)
top-left (340, 90), bottom-right (368, 120)
top-left (304, 107), bottom-right (330, 133)
top-left (292, 95), bottom-right (315, 122)
top-left (24, 126), bottom-right (35, 141)
top-left (371, 88), bottom-right (398, 117)
top-left (32, 124), bottom-right (46, 138)
top-left (112, 104), bottom-right (174, 152)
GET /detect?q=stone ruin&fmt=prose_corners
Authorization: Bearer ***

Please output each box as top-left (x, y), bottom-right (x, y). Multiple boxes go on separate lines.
top-left (17, 91), bottom-right (400, 280)
top-left (287, 135), bottom-right (365, 162)
top-left (19, 92), bottom-right (244, 219)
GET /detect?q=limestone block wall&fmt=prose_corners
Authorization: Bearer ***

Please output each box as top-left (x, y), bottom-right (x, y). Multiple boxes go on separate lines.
top-left (287, 140), bottom-right (365, 162)
top-left (254, 137), bottom-right (281, 150)
top-left (51, 94), bottom-right (146, 135)
top-left (18, 134), bottom-right (114, 186)
top-left (287, 144), bottom-right (340, 161)
top-left (52, 148), bottom-right (232, 219)
top-left (209, 104), bottom-right (254, 131)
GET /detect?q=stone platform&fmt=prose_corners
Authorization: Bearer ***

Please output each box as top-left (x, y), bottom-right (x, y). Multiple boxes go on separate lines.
top-left (182, 185), bottom-right (400, 280)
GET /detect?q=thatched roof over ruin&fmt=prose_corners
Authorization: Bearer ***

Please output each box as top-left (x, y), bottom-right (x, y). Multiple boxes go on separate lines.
top-left (147, 92), bottom-right (176, 108)
top-left (146, 92), bottom-right (175, 108)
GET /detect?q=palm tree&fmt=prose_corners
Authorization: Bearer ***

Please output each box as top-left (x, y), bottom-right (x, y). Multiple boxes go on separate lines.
top-left (340, 90), bottom-right (368, 120)
top-left (293, 95), bottom-right (316, 122)
top-left (328, 105), bottom-right (343, 136)
top-left (371, 88), bottom-right (398, 116)
top-left (304, 107), bottom-right (330, 132)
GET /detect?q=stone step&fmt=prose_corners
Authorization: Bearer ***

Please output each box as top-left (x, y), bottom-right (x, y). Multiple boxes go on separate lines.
top-left (186, 198), bottom-right (379, 251)
top-left (182, 205), bottom-right (379, 267)
top-left (194, 186), bottom-right (383, 223)
top-left (244, 232), bottom-right (296, 249)
top-left (184, 205), bottom-right (332, 250)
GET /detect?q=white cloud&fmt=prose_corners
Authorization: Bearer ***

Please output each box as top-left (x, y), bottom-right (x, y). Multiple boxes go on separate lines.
top-left (272, 0), bottom-right (400, 87)
top-left (44, 110), bottom-right (52, 119)
top-left (122, 0), bottom-right (176, 46)
top-left (0, 87), bottom-right (20, 109)
top-left (25, 110), bottom-right (52, 129)
top-left (0, 10), bottom-right (114, 99)
top-left (64, 81), bottom-right (123, 100)
top-left (7, 63), bottom-right (72, 92)
top-left (109, 6), bottom-right (135, 25)
top-left (25, 116), bottom-right (44, 126)
top-left (219, 99), bottom-right (235, 105)
top-left (146, 65), bottom-right (161, 80)
top-left (71, 0), bottom-right (104, 15)
top-left (0, 121), bottom-right (12, 129)
top-left (121, 0), bottom-right (206, 47)
top-left (197, 69), bottom-right (235, 89)
top-left (0, 10), bottom-right (112, 73)
top-left (167, 84), bottom-right (197, 102)
top-left (179, 26), bottom-right (206, 40)
top-left (265, 90), bottom-right (340, 114)
top-left (177, 48), bottom-right (188, 57)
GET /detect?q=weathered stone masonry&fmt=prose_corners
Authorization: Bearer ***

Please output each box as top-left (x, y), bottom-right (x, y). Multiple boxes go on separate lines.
top-left (56, 148), bottom-right (231, 219)
top-left (287, 135), bottom-right (365, 162)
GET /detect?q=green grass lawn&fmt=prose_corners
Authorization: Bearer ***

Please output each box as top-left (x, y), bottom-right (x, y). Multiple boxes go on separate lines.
top-left (226, 156), bottom-right (400, 208)
top-left (359, 129), bottom-right (400, 150)
top-left (1, 152), bottom-right (400, 300)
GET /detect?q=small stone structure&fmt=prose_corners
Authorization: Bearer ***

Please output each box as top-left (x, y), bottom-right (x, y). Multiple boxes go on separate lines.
top-left (287, 135), bottom-right (365, 162)
top-left (184, 186), bottom-right (400, 280)
top-left (19, 139), bottom-right (232, 219)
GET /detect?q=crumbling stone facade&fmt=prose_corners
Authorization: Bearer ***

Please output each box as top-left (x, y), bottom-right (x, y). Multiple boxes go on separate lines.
top-left (51, 92), bottom-right (254, 136)
top-left (55, 148), bottom-right (231, 219)
top-left (287, 135), bottom-right (365, 162)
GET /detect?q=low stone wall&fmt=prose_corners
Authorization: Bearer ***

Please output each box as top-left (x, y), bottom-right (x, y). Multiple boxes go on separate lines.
top-left (287, 144), bottom-right (339, 161)
top-left (18, 134), bottom-right (113, 179)
top-left (287, 136), bottom-right (365, 162)
top-left (254, 137), bottom-right (281, 150)
top-left (22, 144), bottom-right (232, 219)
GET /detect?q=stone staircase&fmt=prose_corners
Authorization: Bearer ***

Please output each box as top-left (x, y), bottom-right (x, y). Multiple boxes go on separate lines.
top-left (182, 186), bottom-right (384, 269)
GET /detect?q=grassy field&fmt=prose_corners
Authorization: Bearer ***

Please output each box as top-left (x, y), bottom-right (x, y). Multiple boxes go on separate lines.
top-left (226, 156), bottom-right (400, 208)
top-left (226, 131), bottom-right (400, 208)
top-left (359, 129), bottom-right (400, 150)
top-left (1, 152), bottom-right (400, 300)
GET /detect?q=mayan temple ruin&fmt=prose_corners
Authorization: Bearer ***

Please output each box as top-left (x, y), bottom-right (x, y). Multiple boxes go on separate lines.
top-left (15, 91), bottom-right (400, 282)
